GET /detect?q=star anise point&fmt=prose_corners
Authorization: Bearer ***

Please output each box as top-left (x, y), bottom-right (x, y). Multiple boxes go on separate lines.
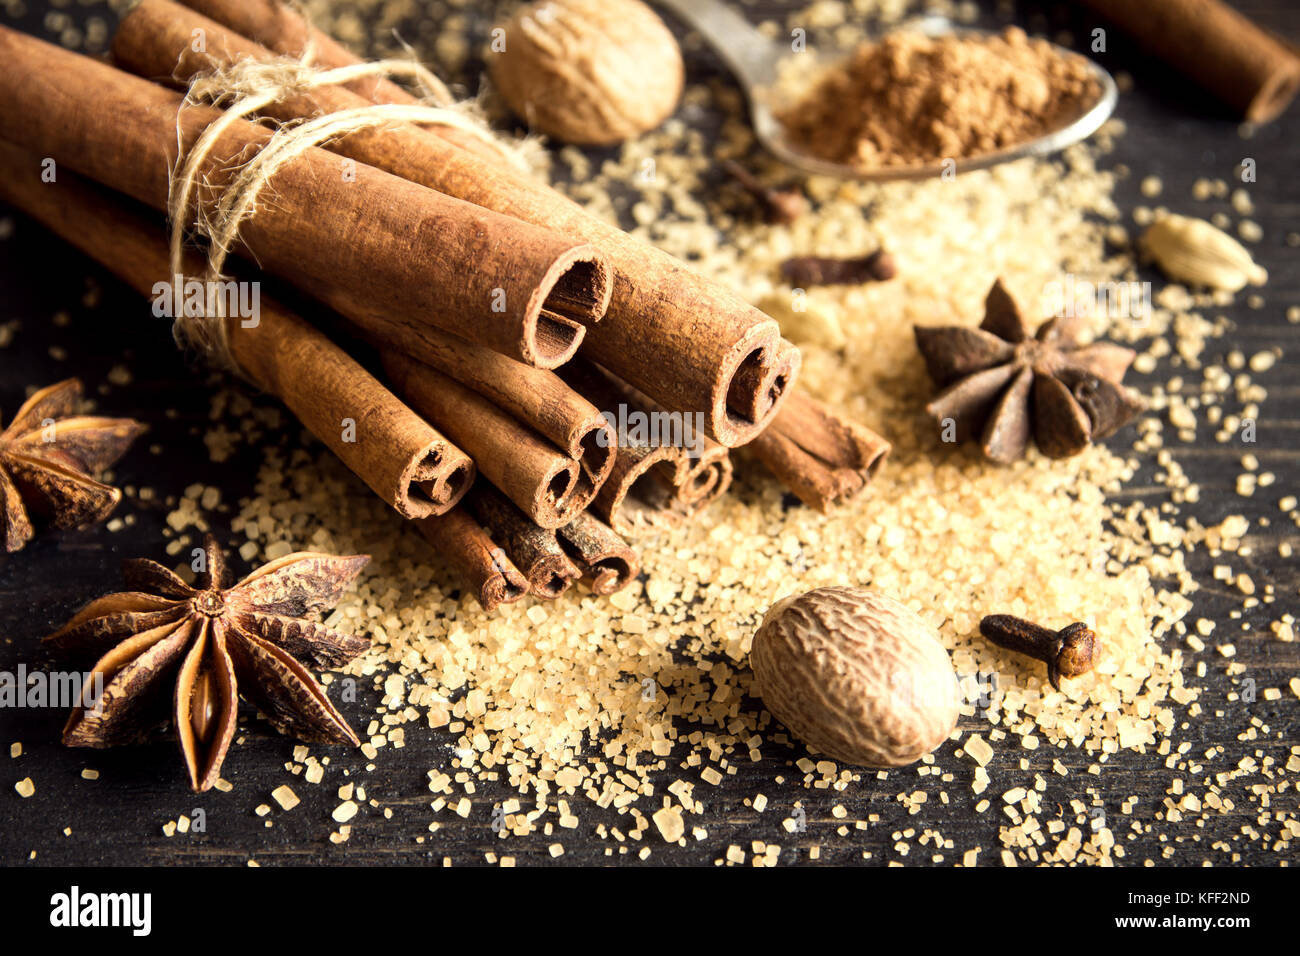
top-left (1, 379), bottom-right (144, 552)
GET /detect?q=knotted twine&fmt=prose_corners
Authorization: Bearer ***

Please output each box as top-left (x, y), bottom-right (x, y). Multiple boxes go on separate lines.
top-left (166, 37), bottom-right (527, 370)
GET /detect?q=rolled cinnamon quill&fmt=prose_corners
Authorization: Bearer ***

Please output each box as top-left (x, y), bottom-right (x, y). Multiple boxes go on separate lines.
top-left (565, 362), bottom-right (733, 521)
top-left (748, 393), bottom-right (890, 513)
top-left (179, 0), bottom-right (435, 125)
top-left (587, 440), bottom-right (683, 539)
top-left (560, 362), bottom-right (692, 537)
top-left (364, 318), bottom-right (615, 492)
top-left (383, 352), bottom-right (593, 530)
top-left (614, 375), bottom-right (734, 516)
top-left (467, 484), bottom-right (581, 600)
top-left (557, 512), bottom-right (640, 596)
top-left (127, 0), bottom-right (801, 446)
top-left (0, 26), bottom-right (611, 370)
top-left (0, 138), bottom-right (472, 520)
top-left (672, 435), bottom-right (734, 515)
top-left (1076, 0), bottom-right (1300, 123)
top-left (416, 507), bottom-right (528, 612)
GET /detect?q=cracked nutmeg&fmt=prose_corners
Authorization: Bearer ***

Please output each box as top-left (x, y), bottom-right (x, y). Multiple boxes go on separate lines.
top-left (0, 378), bottom-right (144, 552)
top-left (913, 279), bottom-right (1144, 463)
top-left (45, 535), bottom-right (370, 791)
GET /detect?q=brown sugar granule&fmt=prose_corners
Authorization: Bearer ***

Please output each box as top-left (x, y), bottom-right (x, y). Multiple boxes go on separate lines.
top-left (778, 27), bottom-right (1099, 169)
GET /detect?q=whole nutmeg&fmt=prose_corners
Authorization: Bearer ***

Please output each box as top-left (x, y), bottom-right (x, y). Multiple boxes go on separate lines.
top-left (750, 586), bottom-right (959, 767)
top-left (488, 0), bottom-right (684, 146)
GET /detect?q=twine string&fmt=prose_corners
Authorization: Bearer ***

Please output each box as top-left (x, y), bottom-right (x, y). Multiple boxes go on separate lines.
top-left (167, 45), bottom-right (526, 368)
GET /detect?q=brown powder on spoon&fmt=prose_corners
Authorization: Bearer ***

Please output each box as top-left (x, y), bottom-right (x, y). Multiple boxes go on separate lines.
top-left (778, 27), bottom-right (1100, 170)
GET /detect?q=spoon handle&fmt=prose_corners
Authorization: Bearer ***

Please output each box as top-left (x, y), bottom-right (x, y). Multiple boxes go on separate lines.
top-left (652, 0), bottom-right (781, 92)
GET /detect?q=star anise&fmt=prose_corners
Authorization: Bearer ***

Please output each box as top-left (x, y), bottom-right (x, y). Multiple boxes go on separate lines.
top-left (914, 279), bottom-right (1145, 463)
top-left (1, 379), bottom-right (145, 552)
top-left (45, 535), bottom-right (371, 791)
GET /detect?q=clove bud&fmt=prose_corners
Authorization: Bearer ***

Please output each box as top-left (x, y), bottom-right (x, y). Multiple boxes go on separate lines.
top-left (720, 159), bottom-right (807, 225)
top-left (979, 614), bottom-right (1100, 691)
top-left (780, 249), bottom-right (897, 286)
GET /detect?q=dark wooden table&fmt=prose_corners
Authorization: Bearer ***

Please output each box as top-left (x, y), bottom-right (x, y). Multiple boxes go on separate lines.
top-left (0, 1), bottom-right (1296, 867)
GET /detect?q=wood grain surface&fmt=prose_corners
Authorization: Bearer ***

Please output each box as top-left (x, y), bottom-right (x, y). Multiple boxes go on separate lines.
top-left (0, 0), bottom-right (1296, 866)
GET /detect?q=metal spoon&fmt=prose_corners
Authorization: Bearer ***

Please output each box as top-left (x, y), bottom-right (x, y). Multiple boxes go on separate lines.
top-left (652, 0), bottom-right (1118, 181)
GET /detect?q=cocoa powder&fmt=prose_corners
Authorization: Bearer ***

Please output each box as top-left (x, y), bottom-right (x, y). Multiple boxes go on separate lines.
top-left (778, 27), bottom-right (1099, 169)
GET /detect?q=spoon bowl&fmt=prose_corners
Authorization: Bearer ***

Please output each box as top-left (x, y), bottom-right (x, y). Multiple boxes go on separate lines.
top-left (653, 1), bottom-right (1118, 181)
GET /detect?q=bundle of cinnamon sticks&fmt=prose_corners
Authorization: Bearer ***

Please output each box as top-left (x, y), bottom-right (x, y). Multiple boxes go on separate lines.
top-left (0, 0), bottom-right (889, 610)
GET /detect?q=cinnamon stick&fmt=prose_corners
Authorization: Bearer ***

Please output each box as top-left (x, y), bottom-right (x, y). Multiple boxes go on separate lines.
top-left (126, 0), bottom-right (801, 446)
top-left (416, 506), bottom-right (528, 611)
top-left (0, 25), bottom-right (611, 370)
top-left (603, 371), bottom-right (734, 515)
top-left (566, 361), bottom-right (734, 522)
top-left (382, 351), bottom-right (594, 530)
top-left (674, 440), bottom-right (735, 514)
top-left (179, 0), bottom-right (436, 123)
top-left (467, 483), bottom-right (581, 600)
top-left (358, 316), bottom-right (615, 492)
top-left (748, 392), bottom-right (890, 513)
top-left (559, 362), bottom-right (691, 537)
top-left (557, 512), bottom-right (640, 596)
top-left (1076, 0), bottom-right (1300, 123)
top-left (0, 138), bottom-right (472, 520)
top-left (588, 440), bottom-right (683, 539)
